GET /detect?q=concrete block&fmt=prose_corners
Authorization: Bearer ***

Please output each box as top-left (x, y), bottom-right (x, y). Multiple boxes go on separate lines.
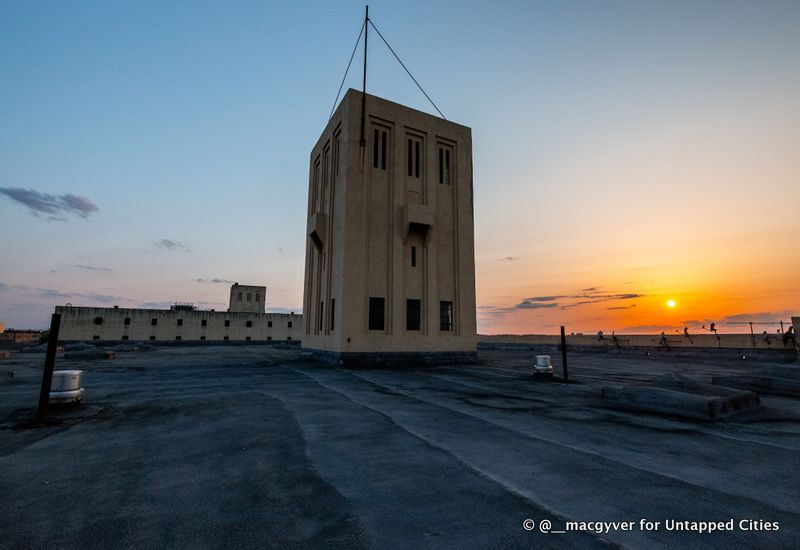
top-left (713, 374), bottom-right (800, 397)
top-left (602, 373), bottom-right (760, 420)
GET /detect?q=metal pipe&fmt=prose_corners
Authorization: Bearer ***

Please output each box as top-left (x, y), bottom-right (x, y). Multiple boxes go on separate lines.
top-left (37, 313), bottom-right (62, 423)
top-left (560, 325), bottom-right (569, 382)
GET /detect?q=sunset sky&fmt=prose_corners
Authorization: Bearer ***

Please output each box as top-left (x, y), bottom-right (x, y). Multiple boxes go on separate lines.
top-left (1, 0), bottom-right (798, 333)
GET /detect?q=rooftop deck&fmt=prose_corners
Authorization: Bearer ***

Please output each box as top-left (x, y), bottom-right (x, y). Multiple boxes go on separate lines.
top-left (2, 346), bottom-right (799, 548)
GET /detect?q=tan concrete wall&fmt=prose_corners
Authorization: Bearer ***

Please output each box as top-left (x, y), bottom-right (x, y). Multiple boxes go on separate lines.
top-left (228, 284), bottom-right (266, 313)
top-left (54, 306), bottom-right (301, 343)
top-left (302, 89), bottom-right (477, 355)
top-left (480, 332), bottom-right (798, 350)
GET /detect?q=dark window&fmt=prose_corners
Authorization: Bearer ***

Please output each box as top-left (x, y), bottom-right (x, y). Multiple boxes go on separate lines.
top-left (440, 301), bottom-right (454, 331)
top-left (287, 336), bottom-right (292, 341)
top-left (255, 293), bottom-right (260, 301)
top-left (149, 335), bottom-right (156, 341)
top-left (246, 320), bottom-right (253, 328)
top-left (267, 336), bottom-right (272, 341)
top-left (201, 319), bottom-right (207, 327)
top-left (319, 301), bottom-right (324, 331)
top-left (373, 128), bottom-right (379, 168)
top-left (124, 317), bottom-right (131, 326)
top-left (381, 131), bottom-right (387, 170)
top-left (224, 320), bottom-right (230, 327)
top-left (151, 318), bottom-right (158, 326)
top-left (93, 335), bottom-right (100, 340)
top-left (200, 335), bottom-right (206, 340)
top-left (224, 336), bottom-right (229, 341)
top-left (438, 147), bottom-right (451, 184)
top-left (122, 335), bottom-right (129, 340)
top-left (247, 292), bottom-right (251, 301)
top-left (407, 139), bottom-right (413, 176)
top-left (373, 129), bottom-right (388, 169)
top-left (288, 321), bottom-right (293, 328)
top-left (407, 299), bottom-right (421, 331)
top-left (411, 246), bottom-right (417, 267)
top-left (175, 336), bottom-right (181, 341)
top-left (369, 297), bottom-right (385, 331)
top-left (237, 292), bottom-right (242, 300)
top-left (408, 138), bottom-right (422, 178)
top-left (415, 140), bottom-right (420, 177)
top-left (94, 317), bottom-right (103, 325)
top-left (177, 319), bottom-right (183, 326)
top-left (268, 321), bottom-right (272, 328)
top-left (246, 336), bottom-right (251, 341)
top-left (330, 299), bottom-right (335, 331)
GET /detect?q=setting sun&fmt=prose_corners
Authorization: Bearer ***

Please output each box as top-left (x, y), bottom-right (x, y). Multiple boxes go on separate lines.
top-left (667, 299), bottom-right (677, 309)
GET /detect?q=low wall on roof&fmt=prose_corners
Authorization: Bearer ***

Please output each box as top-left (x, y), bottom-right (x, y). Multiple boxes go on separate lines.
top-left (479, 332), bottom-right (797, 352)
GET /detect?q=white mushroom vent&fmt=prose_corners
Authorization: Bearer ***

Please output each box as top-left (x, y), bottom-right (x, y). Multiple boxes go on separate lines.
top-left (50, 370), bottom-right (85, 404)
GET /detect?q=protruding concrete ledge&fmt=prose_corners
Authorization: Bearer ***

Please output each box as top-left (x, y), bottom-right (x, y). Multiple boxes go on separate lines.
top-left (713, 365), bottom-right (800, 397)
top-left (309, 212), bottom-right (327, 248)
top-left (303, 348), bottom-right (477, 369)
top-left (602, 373), bottom-right (760, 420)
top-left (401, 203), bottom-right (434, 243)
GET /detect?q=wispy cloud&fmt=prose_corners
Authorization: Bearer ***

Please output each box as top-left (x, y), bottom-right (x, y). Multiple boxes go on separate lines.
top-left (75, 264), bottom-right (112, 272)
top-left (195, 277), bottom-right (234, 284)
top-left (0, 187), bottom-right (98, 220)
top-left (156, 239), bottom-right (190, 252)
top-left (500, 256), bottom-right (518, 261)
top-left (478, 287), bottom-right (645, 319)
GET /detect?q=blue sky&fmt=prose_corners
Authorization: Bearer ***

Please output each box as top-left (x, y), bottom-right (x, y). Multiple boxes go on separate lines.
top-left (2, 1), bottom-right (799, 332)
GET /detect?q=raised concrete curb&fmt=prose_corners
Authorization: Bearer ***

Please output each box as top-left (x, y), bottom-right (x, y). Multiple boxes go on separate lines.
top-left (602, 373), bottom-right (760, 420)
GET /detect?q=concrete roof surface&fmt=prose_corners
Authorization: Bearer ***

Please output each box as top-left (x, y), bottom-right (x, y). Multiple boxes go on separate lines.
top-left (2, 346), bottom-right (799, 549)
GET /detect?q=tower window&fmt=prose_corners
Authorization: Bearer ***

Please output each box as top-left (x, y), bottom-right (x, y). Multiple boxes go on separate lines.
top-left (149, 335), bottom-right (156, 340)
top-left (124, 317), bottom-right (131, 326)
top-left (175, 336), bottom-right (182, 341)
top-left (268, 321), bottom-right (272, 328)
top-left (319, 301), bottom-right (324, 332)
top-left (94, 317), bottom-right (103, 325)
top-left (247, 292), bottom-right (251, 301)
top-left (201, 319), bottom-right (207, 327)
top-left (246, 320), bottom-right (253, 328)
top-left (407, 299), bottom-right (421, 331)
top-left (255, 293), bottom-right (260, 302)
top-left (288, 321), bottom-right (293, 328)
top-left (438, 147), bottom-right (451, 184)
top-left (411, 246), bottom-right (417, 267)
top-left (330, 299), bottom-right (335, 331)
top-left (408, 138), bottom-right (422, 177)
top-left (122, 335), bottom-right (129, 340)
top-left (224, 320), bottom-right (230, 327)
top-left (373, 129), bottom-right (388, 170)
top-left (440, 301), bottom-right (454, 331)
top-left (238, 292), bottom-right (242, 300)
top-left (177, 319), bottom-right (183, 326)
top-left (200, 335), bottom-right (206, 341)
top-left (151, 318), bottom-right (158, 326)
top-left (368, 297), bottom-right (385, 331)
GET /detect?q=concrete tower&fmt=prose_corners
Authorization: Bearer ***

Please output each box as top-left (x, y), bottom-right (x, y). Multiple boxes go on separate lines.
top-left (301, 89), bottom-right (476, 365)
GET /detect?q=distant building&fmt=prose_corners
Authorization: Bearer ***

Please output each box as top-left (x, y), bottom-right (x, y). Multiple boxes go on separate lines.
top-left (228, 283), bottom-right (266, 313)
top-left (55, 284), bottom-right (301, 344)
top-left (302, 90), bottom-right (477, 364)
top-left (0, 329), bottom-right (43, 345)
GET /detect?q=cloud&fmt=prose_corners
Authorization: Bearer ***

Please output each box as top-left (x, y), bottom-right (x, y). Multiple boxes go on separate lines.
top-left (156, 239), bottom-right (190, 252)
top-left (500, 256), bottom-right (517, 261)
top-left (608, 304), bottom-right (637, 310)
top-left (0, 187), bottom-right (98, 220)
top-left (195, 277), bottom-right (234, 284)
top-left (75, 264), bottom-right (112, 272)
top-left (521, 295), bottom-right (565, 303)
top-left (277, 246), bottom-right (285, 252)
top-left (516, 300), bottom-right (559, 309)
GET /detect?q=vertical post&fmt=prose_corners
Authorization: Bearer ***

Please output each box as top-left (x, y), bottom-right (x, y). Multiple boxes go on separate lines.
top-left (560, 325), bottom-right (569, 383)
top-left (359, 5), bottom-right (369, 147)
top-left (37, 313), bottom-right (62, 423)
top-left (780, 321), bottom-right (784, 334)
top-left (749, 321), bottom-right (755, 346)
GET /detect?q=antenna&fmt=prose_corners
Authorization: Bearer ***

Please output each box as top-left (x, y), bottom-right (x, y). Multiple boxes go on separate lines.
top-left (360, 5), bottom-right (369, 147)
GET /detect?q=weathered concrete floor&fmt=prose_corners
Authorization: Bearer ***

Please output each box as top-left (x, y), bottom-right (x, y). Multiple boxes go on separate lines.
top-left (1, 346), bottom-right (799, 549)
